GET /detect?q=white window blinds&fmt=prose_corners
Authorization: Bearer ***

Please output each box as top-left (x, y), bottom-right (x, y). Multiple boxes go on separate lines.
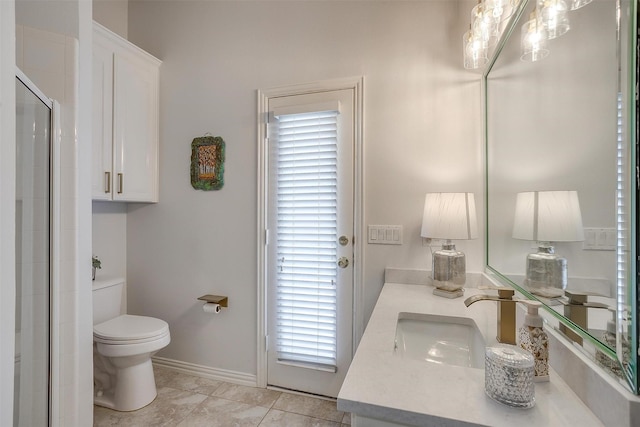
top-left (615, 91), bottom-right (628, 336)
top-left (273, 108), bottom-right (339, 371)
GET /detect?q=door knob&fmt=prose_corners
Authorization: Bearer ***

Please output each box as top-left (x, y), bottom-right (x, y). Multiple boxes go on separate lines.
top-left (338, 257), bottom-right (349, 269)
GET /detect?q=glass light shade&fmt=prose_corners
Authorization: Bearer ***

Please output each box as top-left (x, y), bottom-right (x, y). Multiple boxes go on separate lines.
top-left (520, 17), bottom-right (549, 62)
top-left (484, 0), bottom-right (517, 22)
top-left (472, 14), bottom-right (499, 48)
top-left (463, 30), bottom-right (489, 69)
top-left (472, 3), bottom-right (500, 25)
top-left (538, 0), bottom-right (570, 39)
top-left (545, 14), bottom-right (570, 39)
top-left (570, 0), bottom-right (592, 10)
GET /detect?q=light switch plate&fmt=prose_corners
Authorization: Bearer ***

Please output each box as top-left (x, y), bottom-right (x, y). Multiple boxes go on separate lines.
top-left (582, 227), bottom-right (616, 251)
top-left (368, 225), bottom-right (403, 245)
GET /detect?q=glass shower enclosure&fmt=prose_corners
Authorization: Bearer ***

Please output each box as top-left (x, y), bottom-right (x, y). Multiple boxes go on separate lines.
top-left (14, 71), bottom-right (54, 426)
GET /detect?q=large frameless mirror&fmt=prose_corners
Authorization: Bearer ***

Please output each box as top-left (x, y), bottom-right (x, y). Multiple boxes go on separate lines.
top-left (485, 0), bottom-right (638, 392)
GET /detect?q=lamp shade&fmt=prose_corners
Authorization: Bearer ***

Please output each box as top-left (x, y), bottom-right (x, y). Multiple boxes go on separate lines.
top-left (512, 191), bottom-right (584, 242)
top-left (421, 193), bottom-right (478, 240)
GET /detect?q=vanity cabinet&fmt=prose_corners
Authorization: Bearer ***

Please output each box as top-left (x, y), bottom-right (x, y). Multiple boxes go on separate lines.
top-left (92, 22), bottom-right (161, 202)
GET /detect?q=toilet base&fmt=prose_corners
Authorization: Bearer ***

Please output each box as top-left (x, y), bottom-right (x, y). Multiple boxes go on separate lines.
top-left (94, 357), bottom-right (158, 411)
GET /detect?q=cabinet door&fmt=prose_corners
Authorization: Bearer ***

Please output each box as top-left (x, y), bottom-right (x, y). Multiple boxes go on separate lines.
top-left (112, 52), bottom-right (159, 202)
top-left (92, 39), bottom-right (114, 200)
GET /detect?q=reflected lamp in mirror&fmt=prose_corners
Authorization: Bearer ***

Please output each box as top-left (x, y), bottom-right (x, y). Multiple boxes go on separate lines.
top-left (421, 193), bottom-right (478, 298)
top-left (512, 191), bottom-right (584, 298)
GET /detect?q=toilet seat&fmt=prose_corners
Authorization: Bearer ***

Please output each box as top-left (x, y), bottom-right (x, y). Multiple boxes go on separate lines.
top-left (94, 314), bottom-right (169, 345)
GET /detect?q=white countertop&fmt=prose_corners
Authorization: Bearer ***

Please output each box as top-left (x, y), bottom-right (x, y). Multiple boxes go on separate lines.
top-left (337, 282), bottom-right (604, 426)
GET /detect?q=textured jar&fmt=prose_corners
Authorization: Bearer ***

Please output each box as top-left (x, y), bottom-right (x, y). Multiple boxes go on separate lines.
top-left (485, 346), bottom-right (535, 408)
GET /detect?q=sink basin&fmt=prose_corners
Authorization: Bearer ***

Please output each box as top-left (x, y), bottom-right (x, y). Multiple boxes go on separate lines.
top-left (394, 312), bottom-right (486, 369)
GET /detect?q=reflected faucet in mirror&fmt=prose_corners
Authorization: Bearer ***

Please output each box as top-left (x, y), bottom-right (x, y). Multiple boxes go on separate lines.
top-left (512, 191), bottom-right (584, 298)
top-left (558, 290), bottom-right (609, 345)
top-left (421, 193), bottom-right (478, 299)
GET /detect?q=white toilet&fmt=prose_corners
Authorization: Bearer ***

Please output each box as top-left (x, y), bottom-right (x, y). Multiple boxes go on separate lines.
top-left (92, 279), bottom-right (170, 411)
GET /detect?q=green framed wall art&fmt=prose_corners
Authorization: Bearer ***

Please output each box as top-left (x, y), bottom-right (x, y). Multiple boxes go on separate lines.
top-left (190, 135), bottom-right (225, 191)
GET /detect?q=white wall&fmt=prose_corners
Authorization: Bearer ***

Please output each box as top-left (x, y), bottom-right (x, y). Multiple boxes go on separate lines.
top-left (125, 0), bottom-right (482, 379)
top-left (16, 0), bottom-right (79, 37)
top-left (76, 1), bottom-right (94, 424)
top-left (92, 202), bottom-right (127, 279)
top-left (93, 0), bottom-right (128, 39)
top-left (76, 2), bottom-right (94, 423)
top-left (0, 1), bottom-right (17, 425)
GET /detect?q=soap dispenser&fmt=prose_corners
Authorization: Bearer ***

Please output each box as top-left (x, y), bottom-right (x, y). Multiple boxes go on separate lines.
top-left (517, 300), bottom-right (549, 382)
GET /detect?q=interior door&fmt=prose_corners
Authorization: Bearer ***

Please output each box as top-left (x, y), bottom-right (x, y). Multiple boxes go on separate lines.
top-left (266, 89), bottom-right (355, 397)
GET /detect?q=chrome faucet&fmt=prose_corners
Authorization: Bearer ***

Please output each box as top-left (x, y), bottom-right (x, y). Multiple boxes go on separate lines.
top-left (559, 290), bottom-right (609, 345)
top-left (464, 288), bottom-right (516, 344)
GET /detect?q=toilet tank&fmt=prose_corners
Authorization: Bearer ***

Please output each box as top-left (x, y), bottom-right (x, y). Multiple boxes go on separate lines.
top-left (92, 279), bottom-right (126, 325)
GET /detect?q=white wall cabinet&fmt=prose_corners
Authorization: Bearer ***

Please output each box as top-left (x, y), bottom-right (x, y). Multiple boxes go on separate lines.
top-left (92, 22), bottom-right (161, 202)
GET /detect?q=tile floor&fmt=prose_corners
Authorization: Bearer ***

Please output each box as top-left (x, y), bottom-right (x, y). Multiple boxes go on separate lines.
top-left (93, 365), bottom-right (352, 426)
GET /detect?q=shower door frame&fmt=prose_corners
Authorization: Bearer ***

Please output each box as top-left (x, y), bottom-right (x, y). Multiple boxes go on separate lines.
top-left (15, 68), bottom-right (60, 427)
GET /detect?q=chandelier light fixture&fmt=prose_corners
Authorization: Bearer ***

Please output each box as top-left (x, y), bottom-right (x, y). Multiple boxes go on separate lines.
top-left (463, 0), bottom-right (518, 69)
top-left (463, 0), bottom-right (591, 69)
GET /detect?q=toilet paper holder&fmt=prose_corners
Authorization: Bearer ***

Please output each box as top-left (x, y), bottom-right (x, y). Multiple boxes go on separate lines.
top-left (197, 294), bottom-right (228, 307)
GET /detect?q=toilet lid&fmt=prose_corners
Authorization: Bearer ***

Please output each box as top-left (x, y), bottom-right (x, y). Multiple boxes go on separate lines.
top-left (94, 314), bottom-right (169, 342)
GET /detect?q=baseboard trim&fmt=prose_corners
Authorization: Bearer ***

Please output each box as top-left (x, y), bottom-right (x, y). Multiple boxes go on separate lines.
top-left (266, 385), bottom-right (336, 402)
top-left (152, 356), bottom-right (257, 388)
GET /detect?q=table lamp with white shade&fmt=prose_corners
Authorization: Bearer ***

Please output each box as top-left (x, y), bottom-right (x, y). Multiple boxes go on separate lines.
top-left (512, 190), bottom-right (584, 297)
top-left (421, 192), bottom-right (478, 298)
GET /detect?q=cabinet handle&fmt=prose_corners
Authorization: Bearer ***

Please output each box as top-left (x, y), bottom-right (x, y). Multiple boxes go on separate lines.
top-left (117, 173), bottom-right (123, 194)
top-left (105, 171), bottom-right (111, 194)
